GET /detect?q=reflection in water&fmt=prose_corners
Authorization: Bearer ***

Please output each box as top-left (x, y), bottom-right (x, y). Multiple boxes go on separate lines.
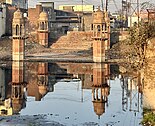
top-left (0, 61), bottom-right (27, 115)
top-left (0, 61), bottom-right (144, 125)
top-left (92, 63), bottom-right (110, 119)
top-left (120, 71), bottom-right (143, 115)
top-left (27, 62), bottom-right (54, 101)
top-left (37, 62), bottom-right (49, 100)
top-left (0, 66), bottom-right (12, 115)
top-left (11, 61), bottom-right (27, 115)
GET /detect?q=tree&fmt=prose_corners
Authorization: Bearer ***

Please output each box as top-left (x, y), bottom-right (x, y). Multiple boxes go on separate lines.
top-left (141, 2), bottom-right (155, 11)
top-left (128, 21), bottom-right (155, 64)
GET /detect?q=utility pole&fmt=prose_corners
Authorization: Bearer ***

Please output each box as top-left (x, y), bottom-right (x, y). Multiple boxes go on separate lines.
top-left (82, 0), bottom-right (83, 12)
top-left (129, 0), bottom-right (132, 27)
top-left (105, 0), bottom-right (108, 11)
top-left (122, 0), bottom-right (128, 28)
top-left (101, 0), bottom-right (104, 10)
top-left (137, 0), bottom-right (140, 27)
top-left (100, 0), bottom-right (108, 11)
top-left (81, 0), bottom-right (84, 31)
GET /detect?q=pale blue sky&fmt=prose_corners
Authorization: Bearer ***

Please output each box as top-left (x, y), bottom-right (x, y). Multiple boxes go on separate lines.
top-left (28, 0), bottom-right (155, 12)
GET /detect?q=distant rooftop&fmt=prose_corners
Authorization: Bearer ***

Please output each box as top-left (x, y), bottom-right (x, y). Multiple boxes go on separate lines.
top-left (59, 5), bottom-right (94, 12)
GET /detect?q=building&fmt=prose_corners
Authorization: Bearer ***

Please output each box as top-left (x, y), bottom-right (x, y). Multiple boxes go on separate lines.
top-left (28, 2), bottom-right (81, 40)
top-left (59, 5), bottom-right (94, 12)
top-left (4, 0), bottom-right (28, 9)
top-left (54, 9), bottom-right (80, 34)
top-left (59, 4), bottom-right (94, 31)
top-left (128, 11), bottom-right (155, 27)
top-left (28, 3), bottom-right (56, 40)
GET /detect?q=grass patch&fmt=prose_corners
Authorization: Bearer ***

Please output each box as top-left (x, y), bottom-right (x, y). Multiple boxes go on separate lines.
top-left (141, 108), bottom-right (155, 126)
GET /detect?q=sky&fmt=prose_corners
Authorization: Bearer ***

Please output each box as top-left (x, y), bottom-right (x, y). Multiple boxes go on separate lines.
top-left (28, 0), bottom-right (155, 13)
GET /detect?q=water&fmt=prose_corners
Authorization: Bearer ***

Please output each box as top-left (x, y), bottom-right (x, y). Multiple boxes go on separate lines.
top-left (0, 62), bottom-right (143, 126)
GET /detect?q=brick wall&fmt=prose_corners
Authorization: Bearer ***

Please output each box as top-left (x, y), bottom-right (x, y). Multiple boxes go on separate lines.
top-left (28, 5), bottom-right (42, 32)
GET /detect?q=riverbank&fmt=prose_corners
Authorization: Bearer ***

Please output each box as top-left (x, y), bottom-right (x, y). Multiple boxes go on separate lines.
top-left (0, 114), bottom-right (65, 126)
top-left (0, 37), bottom-right (126, 63)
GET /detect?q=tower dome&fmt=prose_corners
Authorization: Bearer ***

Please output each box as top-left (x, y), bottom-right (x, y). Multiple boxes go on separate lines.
top-left (12, 99), bottom-right (23, 114)
top-left (93, 101), bottom-right (105, 118)
top-left (13, 9), bottom-right (23, 19)
top-left (93, 7), bottom-right (104, 24)
top-left (38, 85), bottom-right (48, 97)
top-left (39, 11), bottom-right (48, 21)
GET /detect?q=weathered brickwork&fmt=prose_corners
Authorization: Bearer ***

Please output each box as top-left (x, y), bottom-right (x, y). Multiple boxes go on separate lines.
top-left (28, 5), bottom-right (42, 33)
top-left (12, 9), bottom-right (26, 61)
top-left (92, 8), bottom-right (110, 62)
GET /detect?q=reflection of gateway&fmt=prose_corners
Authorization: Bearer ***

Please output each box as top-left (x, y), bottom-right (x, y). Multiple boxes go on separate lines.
top-left (92, 63), bottom-right (110, 119)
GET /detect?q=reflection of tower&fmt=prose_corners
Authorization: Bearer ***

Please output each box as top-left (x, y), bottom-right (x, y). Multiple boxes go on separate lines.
top-left (37, 62), bottom-right (49, 100)
top-left (12, 9), bottom-right (26, 61)
top-left (37, 11), bottom-right (49, 47)
top-left (11, 61), bottom-right (27, 114)
top-left (92, 63), bottom-right (110, 118)
top-left (92, 7), bottom-right (110, 62)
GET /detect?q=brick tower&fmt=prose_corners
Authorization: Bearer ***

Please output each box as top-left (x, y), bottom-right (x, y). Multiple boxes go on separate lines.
top-left (92, 7), bottom-right (110, 62)
top-left (37, 11), bottom-right (49, 47)
top-left (12, 9), bottom-right (25, 61)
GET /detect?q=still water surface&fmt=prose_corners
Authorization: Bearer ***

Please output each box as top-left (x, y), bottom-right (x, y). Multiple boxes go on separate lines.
top-left (0, 62), bottom-right (143, 126)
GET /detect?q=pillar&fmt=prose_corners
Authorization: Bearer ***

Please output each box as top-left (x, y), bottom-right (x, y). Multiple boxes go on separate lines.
top-left (12, 9), bottom-right (26, 61)
top-left (92, 7), bottom-right (110, 62)
top-left (37, 11), bottom-right (49, 47)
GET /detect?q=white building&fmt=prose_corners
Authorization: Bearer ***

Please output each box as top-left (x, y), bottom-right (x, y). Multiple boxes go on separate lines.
top-left (59, 5), bottom-right (94, 12)
top-left (128, 16), bottom-right (142, 27)
top-left (0, 4), bottom-right (6, 37)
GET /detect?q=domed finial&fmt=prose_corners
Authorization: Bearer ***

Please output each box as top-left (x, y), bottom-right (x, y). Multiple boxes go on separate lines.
top-left (98, 115), bottom-right (100, 119)
top-left (97, 6), bottom-right (101, 11)
top-left (39, 11), bottom-right (48, 21)
top-left (13, 8), bottom-right (23, 19)
top-left (17, 2), bottom-right (20, 9)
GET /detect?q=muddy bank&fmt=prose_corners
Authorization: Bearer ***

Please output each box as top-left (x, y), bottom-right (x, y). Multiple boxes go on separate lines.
top-left (0, 37), bottom-right (93, 62)
top-left (0, 114), bottom-right (65, 126)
